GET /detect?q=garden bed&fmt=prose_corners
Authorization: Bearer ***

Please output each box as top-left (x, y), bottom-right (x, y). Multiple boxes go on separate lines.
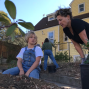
top-left (0, 62), bottom-right (81, 89)
top-left (41, 62), bottom-right (81, 79)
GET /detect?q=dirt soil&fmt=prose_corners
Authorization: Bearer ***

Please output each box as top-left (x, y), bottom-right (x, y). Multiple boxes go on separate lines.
top-left (0, 62), bottom-right (81, 89)
top-left (0, 74), bottom-right (61, 89)
top-left (41, 62), bottom-right (81, 79)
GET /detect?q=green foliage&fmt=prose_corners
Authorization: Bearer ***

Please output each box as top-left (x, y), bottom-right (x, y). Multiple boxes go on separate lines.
top-left (55, 51), bottom-right (72, 62)
top-left (6, 23), bottom-right (17, 36)
top-left (84, 60), bottom-right (89, 64)
top-left (41, 57), bottom-right (44, 61)
top-left (5, 0), bottom-right (16, 19)
top-left (82, 40), bottom-right (89, 64)
top-left (84, 51), bottom-right (89, 64)
top-left (18, 22), bottom-right (34, 30)
top-left (19, 27), bottom-right (25, 36)
top-left (0, 0), bottom-right (34, 42)
top-left (86, 40), bottom-right (89, 48)
top-left (0, 11), bottom-right (11, 25)
top-left (8, 60), bottom-right (17, 69)
top-left (6, 55), bottom-right (17, 63)
top-left (53, 39), bottom-right (60, 48)
top-left (10, 32), bottom-right (15, 42)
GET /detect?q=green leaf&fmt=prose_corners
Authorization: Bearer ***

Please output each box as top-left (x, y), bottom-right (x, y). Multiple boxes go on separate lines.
top-left (19, 27), bottom-right (25, 36)
top-left (11, 32), bottom-right (15, 42)
top-left (18, 22), bottom-right (34, 30)
top-left (5, 0), bottom-right (16, 19)
top-left (6, 24), bottom-right (17, 36)
top-left (18, 19), bottom-right (25, 22)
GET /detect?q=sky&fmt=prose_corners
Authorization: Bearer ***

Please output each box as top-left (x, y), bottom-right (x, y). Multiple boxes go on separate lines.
top-left (0, 0), bottom-right (73, 33)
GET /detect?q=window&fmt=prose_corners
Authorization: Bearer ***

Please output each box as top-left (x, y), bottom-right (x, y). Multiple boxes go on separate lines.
top-left (64, 34), bottom-right (68, 42)
top-left (48, 31), bottom-right (54, 43)
top-left (48, 15), bottom-right (55, 21)
top-left (49, 17), bottom-right (54, 21)
top-left (79, 3), bottom-right (85, 12)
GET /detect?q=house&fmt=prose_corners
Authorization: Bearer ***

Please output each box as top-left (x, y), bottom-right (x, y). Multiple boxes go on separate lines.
top-left (34, 0), bottom-right (89, 61)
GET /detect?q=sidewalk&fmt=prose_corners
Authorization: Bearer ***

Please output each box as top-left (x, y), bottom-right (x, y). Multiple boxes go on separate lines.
top-left (40, 73), bottom-right (82, 89)
top-left (45, 80), bottom-right (81, 89)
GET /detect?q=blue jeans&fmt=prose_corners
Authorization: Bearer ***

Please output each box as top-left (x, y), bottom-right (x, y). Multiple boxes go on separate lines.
top-left (2, 66), bottom-right (40, 79)
top-left (44, 50), bottom-right (59, 70)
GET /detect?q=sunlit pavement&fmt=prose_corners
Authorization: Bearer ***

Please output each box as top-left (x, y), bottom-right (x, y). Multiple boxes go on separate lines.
top-left (45, 80), bottom-right (81, 89)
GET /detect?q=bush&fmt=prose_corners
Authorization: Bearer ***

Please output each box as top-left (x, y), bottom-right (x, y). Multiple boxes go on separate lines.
top-left (55, 51), bottom-right (72, 62)
top-left (6, 55), bottom-right (17, 63)
top-left (8, 60), bottom-right (17, 69)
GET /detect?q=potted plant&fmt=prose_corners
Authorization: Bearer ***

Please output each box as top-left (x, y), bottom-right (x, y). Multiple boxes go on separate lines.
top-left (80, 41), bottom-right (89, 89)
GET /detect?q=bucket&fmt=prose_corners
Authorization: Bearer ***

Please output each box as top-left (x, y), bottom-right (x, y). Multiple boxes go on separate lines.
top-left (80, 64), bottom-right (89, 89)
top-left (48, 65), bottom-right (56, 73)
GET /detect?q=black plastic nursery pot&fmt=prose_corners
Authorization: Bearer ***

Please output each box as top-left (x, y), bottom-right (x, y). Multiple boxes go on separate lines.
top-left (80, 64), bottom-right (89, 89)
top-left (47, 65), bottom-right (56, 73)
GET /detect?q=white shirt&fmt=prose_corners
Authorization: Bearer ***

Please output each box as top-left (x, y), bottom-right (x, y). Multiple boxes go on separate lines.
top-left (16, 46), bottom-right (43, 65)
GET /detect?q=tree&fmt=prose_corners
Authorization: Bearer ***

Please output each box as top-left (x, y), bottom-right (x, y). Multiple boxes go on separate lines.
top-left (0, 11), bottom-right (21, 41)
top-left (0, 11), bottom-right (11, 26)
top-left (0, 0), bottom-right (34, 42)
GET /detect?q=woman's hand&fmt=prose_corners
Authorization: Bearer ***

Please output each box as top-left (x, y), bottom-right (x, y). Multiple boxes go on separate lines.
top-left (19, 70), bottom-right (24, 76)
top-left (81, 58), bottom-right (86, 64)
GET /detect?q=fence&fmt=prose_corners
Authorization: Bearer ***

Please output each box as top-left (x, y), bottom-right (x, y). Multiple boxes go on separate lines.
top-left (0, 41), bottom-right (21, 59)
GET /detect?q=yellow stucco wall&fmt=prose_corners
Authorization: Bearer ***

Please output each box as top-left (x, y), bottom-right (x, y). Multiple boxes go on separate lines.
top-left (35, 26), bottom-right (59, 46)
top-left (82, 18), bottom-right (89, 23)
top-left (59, 26), bottom-right (68, 50)
top-left (35, 25), bottom-right (59, 52)
top-left (35, 26), bottom-right (59, 56)
top-left (71, 0), bottom-right (89, 17)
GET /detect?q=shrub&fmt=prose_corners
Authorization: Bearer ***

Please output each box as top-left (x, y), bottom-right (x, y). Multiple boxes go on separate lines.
top-left (8, 60), bottom-right (17, 69)
top-left (6, 55), bottom-right (17, 63)
top-left (55, 51), bottom-right (72, 62)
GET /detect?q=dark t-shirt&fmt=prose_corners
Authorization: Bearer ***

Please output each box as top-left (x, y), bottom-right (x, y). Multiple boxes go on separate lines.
top-left (63, 18), bottom-right (89, 44)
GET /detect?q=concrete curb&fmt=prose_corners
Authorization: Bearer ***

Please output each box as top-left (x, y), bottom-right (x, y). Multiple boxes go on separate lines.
top-left (40, 73), bottom-right (81, 88)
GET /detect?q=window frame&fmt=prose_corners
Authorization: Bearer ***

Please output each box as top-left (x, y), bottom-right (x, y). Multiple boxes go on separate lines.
top-left (78, 3), bottom-right (85, 13)
top-left (48, 15), bottom-right (55, 21)
top-left (48, 31), bottom-right (54, 43)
